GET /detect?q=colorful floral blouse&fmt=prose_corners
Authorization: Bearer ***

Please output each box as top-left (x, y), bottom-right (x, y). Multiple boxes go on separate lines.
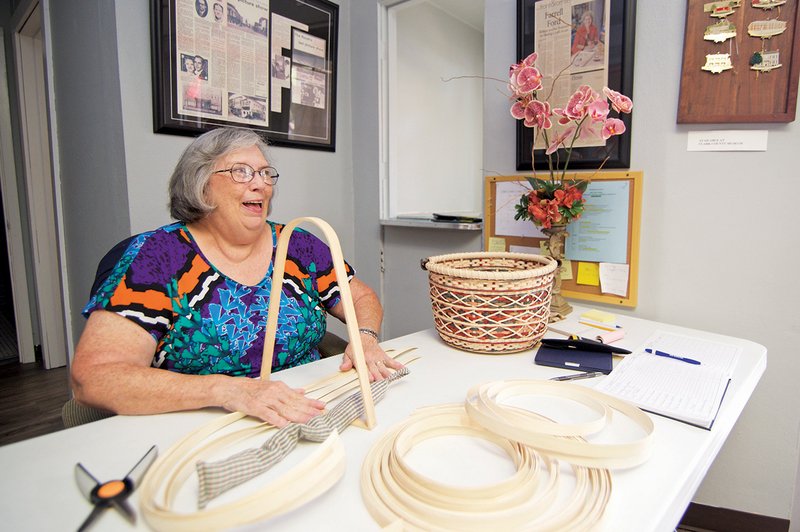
top-left (82, 221), bottom-right (354, 377)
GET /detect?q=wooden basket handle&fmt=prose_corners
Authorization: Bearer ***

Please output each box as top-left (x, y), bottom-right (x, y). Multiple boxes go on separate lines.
top-left (260, 217), bottom-right (376, 429)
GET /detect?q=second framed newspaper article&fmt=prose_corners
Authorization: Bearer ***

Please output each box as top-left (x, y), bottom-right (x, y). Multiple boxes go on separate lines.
top-left (151, 0), bottom-right (339, 151)
top-left (516, 0), bottom-right (636, 170)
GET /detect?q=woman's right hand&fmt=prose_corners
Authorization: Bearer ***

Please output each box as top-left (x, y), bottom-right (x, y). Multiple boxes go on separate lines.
top-left (72, 311), bottom-right (325, 426)
top-left (218, 377), bottom-right (326, 427)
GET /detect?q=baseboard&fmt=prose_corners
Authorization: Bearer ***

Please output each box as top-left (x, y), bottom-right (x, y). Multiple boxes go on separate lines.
top-left (680, 502), bottom-right (790, 532)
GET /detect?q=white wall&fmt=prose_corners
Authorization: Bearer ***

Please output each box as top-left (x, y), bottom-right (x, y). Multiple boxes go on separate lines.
top-left (388, 1), bottom-right (483, 217)
top-left (483, 0), bottom-right (800, 521)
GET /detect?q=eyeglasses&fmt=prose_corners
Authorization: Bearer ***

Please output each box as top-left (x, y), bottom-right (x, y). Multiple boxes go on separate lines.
top-left (213, 163), bottom-right (279, 185)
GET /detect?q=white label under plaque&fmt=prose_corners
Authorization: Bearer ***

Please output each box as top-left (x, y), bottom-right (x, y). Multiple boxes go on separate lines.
top-left (687, 130), bottom-right (768, 152)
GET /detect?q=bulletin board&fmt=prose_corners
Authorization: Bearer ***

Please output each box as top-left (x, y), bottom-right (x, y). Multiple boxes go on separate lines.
top-left (484, 171), bottom-right (642, 307)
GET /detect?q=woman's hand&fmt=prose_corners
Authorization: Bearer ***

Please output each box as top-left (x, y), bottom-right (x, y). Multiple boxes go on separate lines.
top-left (218, 377), bottom-right (326, 427)
top-left (328, 276), bottom-right (401, 381)
top-left (72, 311), bottom-right (326, 426)
top-left (340, 335), bottom-right (404, 381)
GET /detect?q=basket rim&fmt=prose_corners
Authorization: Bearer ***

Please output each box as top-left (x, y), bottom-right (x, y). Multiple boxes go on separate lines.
top-left (423, 252), bottom-right (557, 280)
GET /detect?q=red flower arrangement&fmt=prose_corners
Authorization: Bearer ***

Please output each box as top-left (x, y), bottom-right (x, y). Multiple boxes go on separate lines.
top-left (509, 52), bottom-right (633, 229)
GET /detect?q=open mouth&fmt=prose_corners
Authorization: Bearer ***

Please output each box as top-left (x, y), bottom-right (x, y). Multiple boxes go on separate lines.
top-left (242, 200), bottom-right (263, 213)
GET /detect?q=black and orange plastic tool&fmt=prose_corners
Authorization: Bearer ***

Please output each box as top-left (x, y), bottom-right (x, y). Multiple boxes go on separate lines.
top-left (74, 445), bottom-right (157, 531)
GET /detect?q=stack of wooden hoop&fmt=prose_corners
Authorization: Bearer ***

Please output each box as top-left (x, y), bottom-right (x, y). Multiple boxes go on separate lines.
top-left (422, 252), bottom-right (557, 353)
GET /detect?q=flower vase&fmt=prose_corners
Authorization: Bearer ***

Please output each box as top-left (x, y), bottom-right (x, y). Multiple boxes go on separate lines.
top-left (541, 224), bottom-right (572, 318)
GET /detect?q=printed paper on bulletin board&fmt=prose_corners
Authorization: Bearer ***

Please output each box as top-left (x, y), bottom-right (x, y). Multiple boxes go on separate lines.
top-left (677, 0), bottom-right (800, 123)
top-left (484, 171), bottom-right (642, 307)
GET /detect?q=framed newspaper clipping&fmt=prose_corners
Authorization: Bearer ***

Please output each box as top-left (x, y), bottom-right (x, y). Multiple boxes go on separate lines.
top-left (516, 0), bottom-right (636, 170)
top-left (151, 0), bottom-right (339, 151)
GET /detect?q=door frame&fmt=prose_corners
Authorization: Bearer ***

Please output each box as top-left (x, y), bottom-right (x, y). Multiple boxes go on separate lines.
top-left (12, 0), bottom-right (70, 368)
top-left (0, 28), bottom-right (35, 364)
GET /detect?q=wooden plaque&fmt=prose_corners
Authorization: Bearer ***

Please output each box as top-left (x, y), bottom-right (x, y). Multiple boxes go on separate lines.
top-left (677, 0), bottom-right (800, 123)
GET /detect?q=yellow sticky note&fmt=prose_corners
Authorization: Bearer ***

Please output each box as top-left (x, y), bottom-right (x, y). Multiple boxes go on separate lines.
top-left (488, 237), bottom-right (506, 252)
top-left (560, 259), bottom-right (573, 280)
top-left (580, 308), bottom-right (616, 323)
top-left (576, 262), bottom-right (600, 286)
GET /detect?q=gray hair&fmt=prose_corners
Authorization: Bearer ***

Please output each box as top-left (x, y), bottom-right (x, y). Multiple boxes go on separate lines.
top-left (168, 127), bottom-right (270, 222)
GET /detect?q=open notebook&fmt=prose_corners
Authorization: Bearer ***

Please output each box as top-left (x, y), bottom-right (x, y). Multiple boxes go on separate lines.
top-left (594, 331), bottom-right (741, 429)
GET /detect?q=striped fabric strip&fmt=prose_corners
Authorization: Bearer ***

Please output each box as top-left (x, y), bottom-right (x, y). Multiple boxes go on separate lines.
top-left (196, 368), bottom-right (409, 507)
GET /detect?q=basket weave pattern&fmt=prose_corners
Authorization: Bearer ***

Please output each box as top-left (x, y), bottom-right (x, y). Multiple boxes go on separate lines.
top-left (423, 253), bottom-right (557, 353)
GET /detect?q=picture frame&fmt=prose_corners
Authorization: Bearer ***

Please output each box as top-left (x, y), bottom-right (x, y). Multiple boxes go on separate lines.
top-left (151, 0), bottom-right (338, 151)
top-left (516, 0), bottom-right (636, 171)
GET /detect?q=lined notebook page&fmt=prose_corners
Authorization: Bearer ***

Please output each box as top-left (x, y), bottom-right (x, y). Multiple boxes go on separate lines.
top-left (594, 331), bottom-right (742, 429)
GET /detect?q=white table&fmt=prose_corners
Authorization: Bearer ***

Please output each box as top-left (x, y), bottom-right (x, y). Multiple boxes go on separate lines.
top-left (0, 310), bottom-right (766, 531)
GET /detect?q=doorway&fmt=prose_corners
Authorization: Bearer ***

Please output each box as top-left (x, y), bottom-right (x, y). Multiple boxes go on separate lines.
top-left (0, 186), bottom-right (17, 363)
top-left (377, 0), bottom-right (486, 339)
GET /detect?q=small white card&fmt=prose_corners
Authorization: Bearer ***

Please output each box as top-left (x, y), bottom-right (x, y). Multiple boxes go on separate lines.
top-left (687, 130), bottom-right (768, 151)
top-left (599, 262), bottom-right (629, 297)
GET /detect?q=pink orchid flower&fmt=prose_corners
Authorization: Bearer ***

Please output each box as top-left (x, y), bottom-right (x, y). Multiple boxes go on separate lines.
top-left (562, 85), bottom-right (599, 121)
top-left (578, 120), bottom-right (601, 140)
top-left (508, 53), bottom-right (539, 87)
top-left (545, 126), bottom-right (576, 155)
top-left (521, 52), bottom-right (538, 67)
top-left (603, 87), bottom-right (633, 113)
top-left (510, 97), bottom-right (529, 120)
top-left (524, 99), bottom-right (552, 129)
top-left (511, 66), bottom-right (543, 94)
top-left (587, 99), bottom-right (609, 122)
top-left (601, 118), bottom-right (626, 139)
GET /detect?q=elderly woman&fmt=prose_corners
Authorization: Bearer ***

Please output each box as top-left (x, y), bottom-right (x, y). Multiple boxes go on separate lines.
top-left (70, 127), bottom-right (402, 427)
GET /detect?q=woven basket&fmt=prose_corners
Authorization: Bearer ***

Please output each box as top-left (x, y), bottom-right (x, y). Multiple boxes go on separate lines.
top-left (421, 252), bottom-right (557, 354)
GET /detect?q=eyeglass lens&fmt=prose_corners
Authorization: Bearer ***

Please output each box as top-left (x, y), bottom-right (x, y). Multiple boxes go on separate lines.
top-left (229, 163), bottom-right (278, 183)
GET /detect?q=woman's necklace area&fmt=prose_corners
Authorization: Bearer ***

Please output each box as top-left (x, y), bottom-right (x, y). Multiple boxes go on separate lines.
top-left (188, 222), bottom-right (273, 286)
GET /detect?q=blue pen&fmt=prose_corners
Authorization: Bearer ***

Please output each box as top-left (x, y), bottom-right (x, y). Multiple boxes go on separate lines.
top-left (644, 348), bottom-right (701, 365)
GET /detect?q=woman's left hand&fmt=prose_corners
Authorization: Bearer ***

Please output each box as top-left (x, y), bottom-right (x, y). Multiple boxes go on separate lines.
top-left (340, 335), bottom-right (404, 381)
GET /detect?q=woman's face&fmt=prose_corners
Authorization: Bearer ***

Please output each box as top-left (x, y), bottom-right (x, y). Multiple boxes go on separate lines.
top-left (582, 13), bottom-right (592, 26)
top-left (204, 144), bottom-right (274, 237)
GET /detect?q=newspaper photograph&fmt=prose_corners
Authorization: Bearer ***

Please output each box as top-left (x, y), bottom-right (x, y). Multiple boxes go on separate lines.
top-left (533, 0), bottom-right (610, 149)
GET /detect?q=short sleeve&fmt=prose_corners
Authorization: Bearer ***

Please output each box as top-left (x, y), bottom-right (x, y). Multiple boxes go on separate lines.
top-left (82, 227), bottom-right (189, 342)
top-left (276, 223), bottom-right (356, 311)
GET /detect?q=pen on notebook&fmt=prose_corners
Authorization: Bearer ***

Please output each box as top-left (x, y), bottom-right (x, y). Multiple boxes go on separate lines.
top-left (578, 321), bottom-right (623, 332)
top-left (550, 371), bottom-right (605, 382)
top-left (644, 348), bottom-right (701, 365)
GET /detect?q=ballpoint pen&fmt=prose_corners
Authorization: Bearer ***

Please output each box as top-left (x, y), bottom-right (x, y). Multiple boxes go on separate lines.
top-left (550, 371), bottom-right (605, 381)
top-left (578, 320), bottom-right (623, 332)
top-left (644, 348), bottom-right (701, 365)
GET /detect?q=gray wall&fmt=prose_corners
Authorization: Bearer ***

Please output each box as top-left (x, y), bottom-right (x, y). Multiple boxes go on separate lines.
top-left (48, 1), bottom-right (130, 344)
top-left (17, 0), bottom-right (800, 523)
